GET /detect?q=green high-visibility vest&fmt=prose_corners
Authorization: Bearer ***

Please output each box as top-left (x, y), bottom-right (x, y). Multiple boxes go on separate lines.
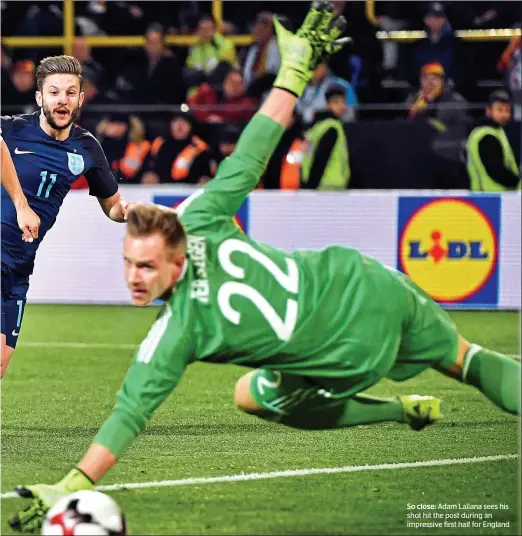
top-left (301, 118), bottom-right (350, 190)
top-left (466, 125), bottom-right (521, 191)
top-left (186, 35), bottom-right (236, 73)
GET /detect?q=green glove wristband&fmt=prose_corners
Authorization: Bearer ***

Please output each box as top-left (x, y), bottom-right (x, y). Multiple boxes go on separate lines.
top-left (58, 468), bottom-right (95, 492)
top-left (273, 68), bottom-right (310, 98)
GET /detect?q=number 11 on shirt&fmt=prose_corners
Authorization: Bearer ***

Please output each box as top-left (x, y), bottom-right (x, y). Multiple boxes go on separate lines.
top-left (37, 170), bottom-right (57, 198)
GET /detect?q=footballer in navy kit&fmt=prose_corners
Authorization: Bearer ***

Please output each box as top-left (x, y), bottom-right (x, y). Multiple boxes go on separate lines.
top-left (1, 55), bottom-right (132, 378)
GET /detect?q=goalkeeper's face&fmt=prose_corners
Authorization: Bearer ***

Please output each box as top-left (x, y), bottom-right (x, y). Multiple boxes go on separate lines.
top-left (123, 232), bottom-right (185, 306)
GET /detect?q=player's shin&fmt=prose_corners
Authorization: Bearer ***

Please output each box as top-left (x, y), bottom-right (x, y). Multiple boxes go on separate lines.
top-left (243, 370), bottom-right (405, 429)
top-left (461, 345), bottom-right (521, 415)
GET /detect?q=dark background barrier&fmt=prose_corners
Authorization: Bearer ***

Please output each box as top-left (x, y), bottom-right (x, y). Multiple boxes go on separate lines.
top-left (345, 119), bottom-right (521, 189)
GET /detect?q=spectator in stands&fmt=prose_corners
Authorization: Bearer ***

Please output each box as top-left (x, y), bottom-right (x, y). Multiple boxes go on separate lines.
top-left (15, 2), bottom-right (63, 36)
top-left (450, 2), bottom-right (521, 30)
top-left (72, 38), bottom-right (105, 88)
top-left (75, 1), bottom-right (147, 36)
top-left (407, 62), bottom-right (470, 165)
top-left (296, 61), bottom-right (358, 125)
top-left (81, 68), bottom-right (102, 107)
top-left (340, 0), bottom-right (382, 89)
top-left (209, 124), bottom-right (242, 177)
top-left (1, 46), bottom-right (12, 72)
top-left (406, 62), bottom-right (468, 130)
top-left (184, 15), bottom-right (237, 90)
top-left (1, 2), bottom-right (30, 37)
top-left (77, 68), bottom-right (120, 135)
top-left (242, 11), bottom-right (281, 97)
top-left (373, 2), bottom-right (409, 78)
top-left (2, 60), bottom-right (37, 112)
top-left (143, 111), bottom-right (212, 184)
top-left (187, 68), bottom-right (258, 124)
top-left (115, 23), bottom-right (185, 105)
top-left (497, 34), bottom-right (521, 121)
top-left (135, 2), bottom-right (202, 35)
top-left (95, 114), bottom-right (150, 184)
top-left (95, 113), bottom-right (130, 174)
top-left (411, 3), bottom-right (455, 82)
top-left (466, 90), bottom-right (520, 191)
top-left (263, 111), bottom-right (305, 190)
top-left (301, 85), bottom-right (351, 191)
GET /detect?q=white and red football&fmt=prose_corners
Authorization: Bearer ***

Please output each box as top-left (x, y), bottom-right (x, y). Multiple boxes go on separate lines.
top-left (41, 490), bottom-right (126, 536)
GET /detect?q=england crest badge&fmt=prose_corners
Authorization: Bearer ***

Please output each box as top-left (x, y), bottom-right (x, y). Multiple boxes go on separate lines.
top-left (67, 152), bottom-right (85, 175)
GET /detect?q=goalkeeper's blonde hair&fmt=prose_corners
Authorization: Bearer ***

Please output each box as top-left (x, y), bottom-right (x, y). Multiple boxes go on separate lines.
top-left (126, 204), bottom-right (186, 254)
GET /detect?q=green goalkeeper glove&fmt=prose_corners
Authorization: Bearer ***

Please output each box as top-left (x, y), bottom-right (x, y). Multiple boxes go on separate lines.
top-left (273, 0), bottom-right (350, 97)
top-left (9, 469), bottom-right (94, 533)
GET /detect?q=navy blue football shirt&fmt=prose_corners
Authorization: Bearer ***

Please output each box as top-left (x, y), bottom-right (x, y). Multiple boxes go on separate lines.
top-left (1, 111), bottom-right (118, 276)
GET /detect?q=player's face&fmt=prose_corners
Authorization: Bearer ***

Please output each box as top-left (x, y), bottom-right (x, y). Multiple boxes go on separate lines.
top-left (124, 232), bottom-right (183, 306)
top-left (37, 74), bottom-right (84, 131)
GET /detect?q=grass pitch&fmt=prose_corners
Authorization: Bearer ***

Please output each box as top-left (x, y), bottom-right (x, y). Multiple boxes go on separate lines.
top-left (1, 306), bottom-right (520, 535)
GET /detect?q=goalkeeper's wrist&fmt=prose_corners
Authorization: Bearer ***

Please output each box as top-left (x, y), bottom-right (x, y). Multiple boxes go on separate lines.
top-left (58, 468), bottom-right (95, 492)
top-left (273, 68), bottom-right (310, 98)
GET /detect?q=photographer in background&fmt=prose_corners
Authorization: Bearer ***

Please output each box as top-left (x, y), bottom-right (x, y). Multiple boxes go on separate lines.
top-left (2, 60), bottom-right (37, 112)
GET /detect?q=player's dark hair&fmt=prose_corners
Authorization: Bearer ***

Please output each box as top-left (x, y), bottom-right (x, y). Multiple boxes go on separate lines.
top-left (36, 55), bottom-right (83, 92)
top-left (127, 204), bottom-right (186, 254)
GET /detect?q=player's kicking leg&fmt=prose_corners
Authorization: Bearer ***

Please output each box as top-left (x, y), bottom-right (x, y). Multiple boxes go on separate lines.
top-left (235, 369), bottom-right (439, 431)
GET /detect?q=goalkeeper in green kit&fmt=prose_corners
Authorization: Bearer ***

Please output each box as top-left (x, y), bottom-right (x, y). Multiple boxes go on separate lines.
top-left (10, 2), bottom-right (520, 532)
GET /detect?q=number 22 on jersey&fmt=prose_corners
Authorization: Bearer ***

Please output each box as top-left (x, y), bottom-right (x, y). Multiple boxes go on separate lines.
top-left (217, 239), bottom-right (299, 342)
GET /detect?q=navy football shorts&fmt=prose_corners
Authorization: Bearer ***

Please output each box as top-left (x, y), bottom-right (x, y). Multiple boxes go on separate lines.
top-left (1, 263), bottom-right (29, 349)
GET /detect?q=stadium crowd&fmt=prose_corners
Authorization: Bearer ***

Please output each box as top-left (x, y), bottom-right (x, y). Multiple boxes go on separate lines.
top-left (1, 0), bottom-right (521, 190)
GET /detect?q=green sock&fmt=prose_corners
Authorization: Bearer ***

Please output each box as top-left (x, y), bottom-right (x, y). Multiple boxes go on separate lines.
top-left (268, 393), bottom-right (405, 430)
top-left (463, 345), bottom-right (521, 415)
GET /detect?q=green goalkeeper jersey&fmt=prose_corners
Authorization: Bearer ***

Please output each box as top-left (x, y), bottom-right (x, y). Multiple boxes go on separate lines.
top-left (96, 114), bottom-right (400, 457)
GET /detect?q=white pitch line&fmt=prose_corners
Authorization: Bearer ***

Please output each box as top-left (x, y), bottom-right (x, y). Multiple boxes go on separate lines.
top-left (17, 342), bottom-right (522, 359)
top-left (1, 454), bottom-right (518, 499)
top-left (18, 342), bottom-right (137, 349)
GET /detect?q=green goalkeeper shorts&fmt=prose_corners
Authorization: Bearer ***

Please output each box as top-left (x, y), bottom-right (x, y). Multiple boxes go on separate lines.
top-left (386, 268), bottom-right (460, 382)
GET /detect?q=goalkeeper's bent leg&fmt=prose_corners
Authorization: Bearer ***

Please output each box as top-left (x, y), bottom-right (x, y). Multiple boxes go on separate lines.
top-left (235, 369), bottom-right (405, 429)
top-left (436, 336), bottom-right (520, 415)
